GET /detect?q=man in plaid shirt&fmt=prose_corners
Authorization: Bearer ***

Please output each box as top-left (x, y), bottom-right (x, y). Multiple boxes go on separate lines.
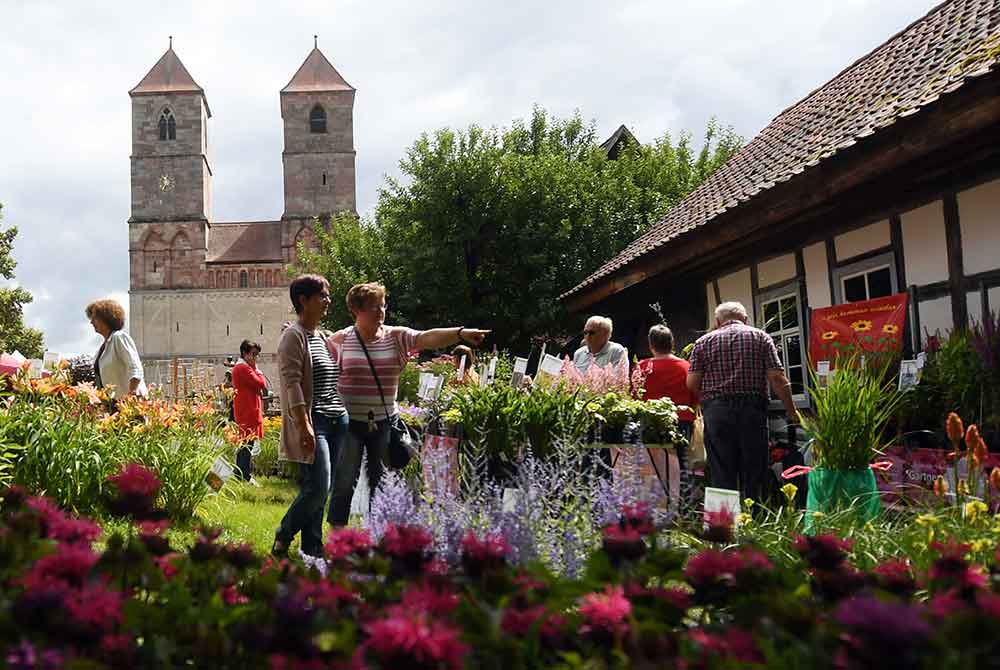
top-left (687, 302), bottom-right (797, 502)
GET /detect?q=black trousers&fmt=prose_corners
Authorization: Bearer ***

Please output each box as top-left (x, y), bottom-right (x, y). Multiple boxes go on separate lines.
top-left (702, 396), bottom-right (769, 503)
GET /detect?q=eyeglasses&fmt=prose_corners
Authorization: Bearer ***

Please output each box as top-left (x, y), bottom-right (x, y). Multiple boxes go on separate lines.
top-left (583, 330), bottom-right (597, 336)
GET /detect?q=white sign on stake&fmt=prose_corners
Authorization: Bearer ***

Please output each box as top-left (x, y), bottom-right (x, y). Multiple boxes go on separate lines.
top-left (43, 351), bottom-right (60, 371)
top-left (456, 354), bottom-right (466, 382)
top-left (898, 359), bottom-right (921, 392)
top-left (817, 360), bottom-right (831, 388)
top-left (487, 356), bottom-right (498, 384)
top-left (539, 353), bottom-right (563, 377)
top-left (512, 356), bottom-right (529, 387)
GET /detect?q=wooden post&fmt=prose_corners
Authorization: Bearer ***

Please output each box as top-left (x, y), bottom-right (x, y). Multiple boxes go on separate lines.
top-left (182, 365), bottom-right (188, 399)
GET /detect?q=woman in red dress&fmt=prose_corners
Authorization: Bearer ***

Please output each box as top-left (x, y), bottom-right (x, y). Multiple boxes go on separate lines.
top-left (232, 339), bottom-right (268, 482)
top-left (637, 325), bottom-right (698, 510)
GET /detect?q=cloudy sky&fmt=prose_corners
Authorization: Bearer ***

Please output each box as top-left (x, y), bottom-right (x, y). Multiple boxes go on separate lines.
top-left (0, 0), bottom-right (937, 356)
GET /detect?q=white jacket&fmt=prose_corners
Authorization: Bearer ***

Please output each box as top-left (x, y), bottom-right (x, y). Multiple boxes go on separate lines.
top-left (97, 330), bottom-right (147, 397)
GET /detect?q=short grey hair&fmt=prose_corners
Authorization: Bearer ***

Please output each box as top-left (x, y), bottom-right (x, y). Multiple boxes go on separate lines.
top-left (586, 315), bottom-right (613, 335)
top-left (715, 301), bottom-right (748, 324)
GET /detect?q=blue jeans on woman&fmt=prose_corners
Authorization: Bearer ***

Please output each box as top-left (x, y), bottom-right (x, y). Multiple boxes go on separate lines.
top-left (328, 418), bottom-right (391, 526)
top-left (275, 411), bottom-right (348, 557)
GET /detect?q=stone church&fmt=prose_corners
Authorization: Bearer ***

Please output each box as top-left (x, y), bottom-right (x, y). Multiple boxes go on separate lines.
top-left (127, 43), bottom-right (356, 386)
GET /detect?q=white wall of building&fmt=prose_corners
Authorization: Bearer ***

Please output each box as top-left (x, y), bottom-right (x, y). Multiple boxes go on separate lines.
top-left (802, 242), bottom-right (831, 308)
top-left (834, 219), bottom-right (890, 260)
top-left (900, 200), bottom-right (949, 285)
top-left (958, 178), bottom-right (1000, 275)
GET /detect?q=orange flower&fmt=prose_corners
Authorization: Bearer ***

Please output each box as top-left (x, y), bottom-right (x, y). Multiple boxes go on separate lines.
top-left (972, 437), bottom-right (988, 469)
top-left (990, 468), bottom-right (1000, 492)
top-left (933, 476), bottom-right (949, 497)
top-left (882, 324), bottom-right (900, 335)
top-left (946, 413), bottom-right (964, 447)
top-left (821, 331), bottom-right (838, 341)
top-left (957, 478), bottom-right (970, 496)
top-left (965, 424), bottom-right (981, 451)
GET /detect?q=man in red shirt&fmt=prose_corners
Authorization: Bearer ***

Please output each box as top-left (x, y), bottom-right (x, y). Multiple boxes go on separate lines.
top-left (638, 324), bottom-right (697, 510)
top-left (687, 302), bottom-right (797, 503)
top-left (232, 339), bottom-right (268, 483)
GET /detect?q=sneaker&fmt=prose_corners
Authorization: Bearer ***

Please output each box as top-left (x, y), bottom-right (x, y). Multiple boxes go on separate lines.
top-left (271, 537), bottom-right (289, 559)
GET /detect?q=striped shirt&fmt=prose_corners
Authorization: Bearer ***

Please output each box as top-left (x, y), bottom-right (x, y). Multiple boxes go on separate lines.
top-left (689, 321), bottom-right (782, 400)
top-left (307, 332), bottom-right (346, 418)
top-left (338, 326), bottom-right (421, 421)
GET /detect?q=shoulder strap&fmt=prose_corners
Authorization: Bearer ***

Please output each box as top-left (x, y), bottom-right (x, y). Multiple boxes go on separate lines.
top-left (353, 327), bottom-right (391, 418)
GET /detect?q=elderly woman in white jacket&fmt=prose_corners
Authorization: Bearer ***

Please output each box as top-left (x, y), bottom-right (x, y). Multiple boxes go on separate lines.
top-left (86, 299), bottom-right (147, 397)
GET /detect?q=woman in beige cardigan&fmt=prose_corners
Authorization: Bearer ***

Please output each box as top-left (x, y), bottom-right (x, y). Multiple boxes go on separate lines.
top-left (272, 275), bottom-right (348, 559)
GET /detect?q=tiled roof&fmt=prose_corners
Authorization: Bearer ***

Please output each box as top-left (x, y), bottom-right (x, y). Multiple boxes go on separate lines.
top-left (282, 48), bottom-right (354, 93)
top-left (130, 48), bottom-right (203, 96)
top-left (207, 222), bottom-right (283, 264)
top-left (564, 0), bottom-right (1000, 300)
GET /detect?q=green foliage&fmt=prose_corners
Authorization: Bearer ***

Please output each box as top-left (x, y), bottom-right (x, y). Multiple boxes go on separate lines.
top-left (0, 203), bottom-right (44, 357)
top-left (801, 356), bottom-right (903, 470)
top-left (294, 211), bottom-right (388, 329)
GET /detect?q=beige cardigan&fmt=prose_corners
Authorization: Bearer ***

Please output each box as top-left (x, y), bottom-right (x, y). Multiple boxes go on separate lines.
top-left (277, 322), bottom-right (340, 464)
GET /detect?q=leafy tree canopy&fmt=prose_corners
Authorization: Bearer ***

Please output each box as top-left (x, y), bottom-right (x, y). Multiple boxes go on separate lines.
top-left (0, 203), bottom-right (44, 358)
top-left (296, 108), bottom-right (742, 350)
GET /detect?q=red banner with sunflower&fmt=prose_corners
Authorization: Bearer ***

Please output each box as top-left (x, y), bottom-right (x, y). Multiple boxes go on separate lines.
top-left (808, 293), bottom-right (908, 367)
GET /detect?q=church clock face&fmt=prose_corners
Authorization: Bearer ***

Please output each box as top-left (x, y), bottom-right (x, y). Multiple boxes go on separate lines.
top-left (159, 173), bottom-right (175, 193)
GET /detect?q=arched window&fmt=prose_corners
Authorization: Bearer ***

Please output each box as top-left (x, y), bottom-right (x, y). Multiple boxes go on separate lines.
top-left (309, 105), bottom-right (327, 134)
top-left (158, 108), bottom-right (176, 141)
top-left (239, 270), bottom-right (249, 288)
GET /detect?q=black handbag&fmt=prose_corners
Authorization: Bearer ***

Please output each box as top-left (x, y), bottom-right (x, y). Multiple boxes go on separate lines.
top-left (353, 327), bottom-right (417, 470)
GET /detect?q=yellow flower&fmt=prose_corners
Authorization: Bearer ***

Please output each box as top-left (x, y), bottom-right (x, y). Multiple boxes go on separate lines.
top-left (971, 538), bottom-right (992, 554)
top-left (738, 513), bottom-right (753, 527)
top-left (742, 498), bottom-right (755, 511)
top-left (882, 323), bottom-right (900, 335)
top-left (780, 483), bottom-right (798, 504)
top-left (915, 514), bottom-right (940, 527)
top-left (957, 478), bottom-right (971, 496)
top-left (965, 500), bottom-right (988, 523)
top-left (811, 511), bottom-right (825, 520)
top-left (821, 331), bottom-right (838, 341)
top-left (850, 320), bottom-right (873, 332)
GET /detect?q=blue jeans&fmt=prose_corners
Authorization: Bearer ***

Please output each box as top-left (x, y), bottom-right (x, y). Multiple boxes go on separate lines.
top-left (328, 418), bottom-right (391, 526)
top-left (276, 411), bottom-right (348, 557)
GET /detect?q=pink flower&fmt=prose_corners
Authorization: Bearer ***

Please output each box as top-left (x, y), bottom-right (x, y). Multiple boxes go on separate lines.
top-left (702, 507), bottom-right (734, 543)
top-left (20, 544), bottom-right (99, 590)
top-left (363, 613), bottom-right (466, 670)
top-left (64, 586), bottom-right (123, 636)
top-left (220, 585), bottom-right (249, 606)
top-left (25, 496), bottom-right (67, 533)
top-left (107, 462), bottom-right (160, 498)
top-left (688, 627), bottom-right (763, 664)
top-left (872, 559), bottom-right (916, 596)
top-left (398, 583), bottom-right (460, 617)
top-left (47, 515), bottom-right (102, 546)
top-left (381, 524), bottom-right (434, 572)
top-left (977, 591), bottom-right (1000, 619)
top-left (460, 531), bottom-right (511, 576)
top-left (578, 584), bottom-right (632, 641)
top-left (155, 553), bottom-right (182, 579)
top-left (602, 524), bottom-right (646, 561)
top-left (296, 580), bottom-right (359, 612)
top-left (325, 527), bottom-right (374, 562)
top-left (619, 502), bottom-right (655, 536)
top-left (684, 547), bottom-right (773, 602)
top-left (138, 520), bottom-right (172, 556)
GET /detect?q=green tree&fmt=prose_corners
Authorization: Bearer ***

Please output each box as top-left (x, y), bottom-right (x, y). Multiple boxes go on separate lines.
top-left (293, 211), bottom-right (389, 328)
top-left (0, 203), bottom-right (44, 357)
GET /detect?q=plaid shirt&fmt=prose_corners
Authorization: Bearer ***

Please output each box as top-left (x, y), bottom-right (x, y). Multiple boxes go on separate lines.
top-left (689, 321), bottom-right (782, 400)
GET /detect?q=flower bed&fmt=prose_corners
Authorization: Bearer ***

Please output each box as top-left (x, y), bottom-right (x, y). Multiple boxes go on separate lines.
top-left (5, 464), bottom-right (1000, 669)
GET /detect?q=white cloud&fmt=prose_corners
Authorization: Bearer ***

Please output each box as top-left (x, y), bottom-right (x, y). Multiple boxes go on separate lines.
top-left (0, 0), bottom-right (939, 354)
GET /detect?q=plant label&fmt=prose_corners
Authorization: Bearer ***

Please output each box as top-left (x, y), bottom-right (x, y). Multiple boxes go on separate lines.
top-left (207, 457), bottom-right (234, 492)
top-left (704, 487), bottom-right (742, 529)
top-left (28, 359), bottom-right (43, 379)
top-left (512, 356), bottom-right (528, 387)
top-left (456, 355), bottom-right (466, 381)
top-left (916, 352), bottom-right (926, 369)
top-left (539, 354), bottom-right (563, 377)
top-left (898, 359), bottom-right (920, 392)
top-left (42, 351), bottom-right (60, 371)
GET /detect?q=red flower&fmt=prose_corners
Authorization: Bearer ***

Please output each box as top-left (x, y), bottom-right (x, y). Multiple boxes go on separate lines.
top-left (47, 515), bottom-right (102, 546)
top-left (702, 507), bottom-right (734, 544)
top-left (501, 605), bottom-right (546, 636)
top-left (325, 527), bottom-right (374, 562)
top-left (871, 559), bottom-right (916, 596)
top-left (381, 524), bottom-right (434, 572)
top-left (602, 524), bottom-right (646, 561)
top-left (578, 584), bottom-right (632, 641)
top-left (138, 520), bottom-right (172, 556)
top-left (363, 613), bottom-right (466, 670)
top-left (221, 542), bottom-right (257, 569)
top-left (684, 547), bottom-right (773, 597)
top-left (65, 586), bottom-right (123, 637)
top-left (296, 580), bottom-right (359, 613)
top-left (398, 583), bottom-right (460, 618)
top-left (793, 534), bottom-right (853, 570)
top-left (460, 531), bottom-right (511, 576)
top-left (26, 495), bottom-right (67, 534)
top-left (155, 553), bottom-right (182, 579)
top-left (619, 502), bottom-right (655, 536)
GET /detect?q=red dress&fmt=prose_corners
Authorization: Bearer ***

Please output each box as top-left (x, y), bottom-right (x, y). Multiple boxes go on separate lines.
top-left (232, 361), bottom-right (267, 440)
top-left (637, 357), bottom-right (697, 422)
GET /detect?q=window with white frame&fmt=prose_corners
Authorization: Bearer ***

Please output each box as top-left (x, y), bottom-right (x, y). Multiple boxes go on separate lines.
top-left (833, 252), bottom-right (897, 304)
top-left (757, 283), bottom-right (807, 399)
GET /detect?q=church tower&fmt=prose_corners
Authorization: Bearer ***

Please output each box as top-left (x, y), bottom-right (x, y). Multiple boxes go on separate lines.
top-left (128, 43), bottom-right (211, 291)
top-left (280, 44), bottom-right (356, 230)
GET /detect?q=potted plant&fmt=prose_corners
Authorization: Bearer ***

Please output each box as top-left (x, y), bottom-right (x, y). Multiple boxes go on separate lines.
top-left (799, 356), bottom-right (903, 532)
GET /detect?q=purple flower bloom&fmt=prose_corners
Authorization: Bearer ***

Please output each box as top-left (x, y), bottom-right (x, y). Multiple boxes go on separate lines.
top-left (835, 596), bottom-right (931, 667)
top-left (5, 640), bottom-right (64, 670)
top-left (369, 472), bottom-right (418, 542)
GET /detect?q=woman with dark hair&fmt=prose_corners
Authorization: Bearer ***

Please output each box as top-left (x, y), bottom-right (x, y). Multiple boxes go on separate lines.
top-left (326, 282), bottom-right (489, 526)
top-left (272, 274), bottom-right (348, 558)
top-left (637, 324), bottom-right (697, 510)
top-left (232, 339), bottom-right (267, 483)
top-left (86, 299), bottom-right (147, 398)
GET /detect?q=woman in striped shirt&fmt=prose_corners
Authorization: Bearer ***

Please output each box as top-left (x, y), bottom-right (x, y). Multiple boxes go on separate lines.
top-left (326, 282), bottom-right (489, 526)
top-left (272, 274), bottom-right (349, 558)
